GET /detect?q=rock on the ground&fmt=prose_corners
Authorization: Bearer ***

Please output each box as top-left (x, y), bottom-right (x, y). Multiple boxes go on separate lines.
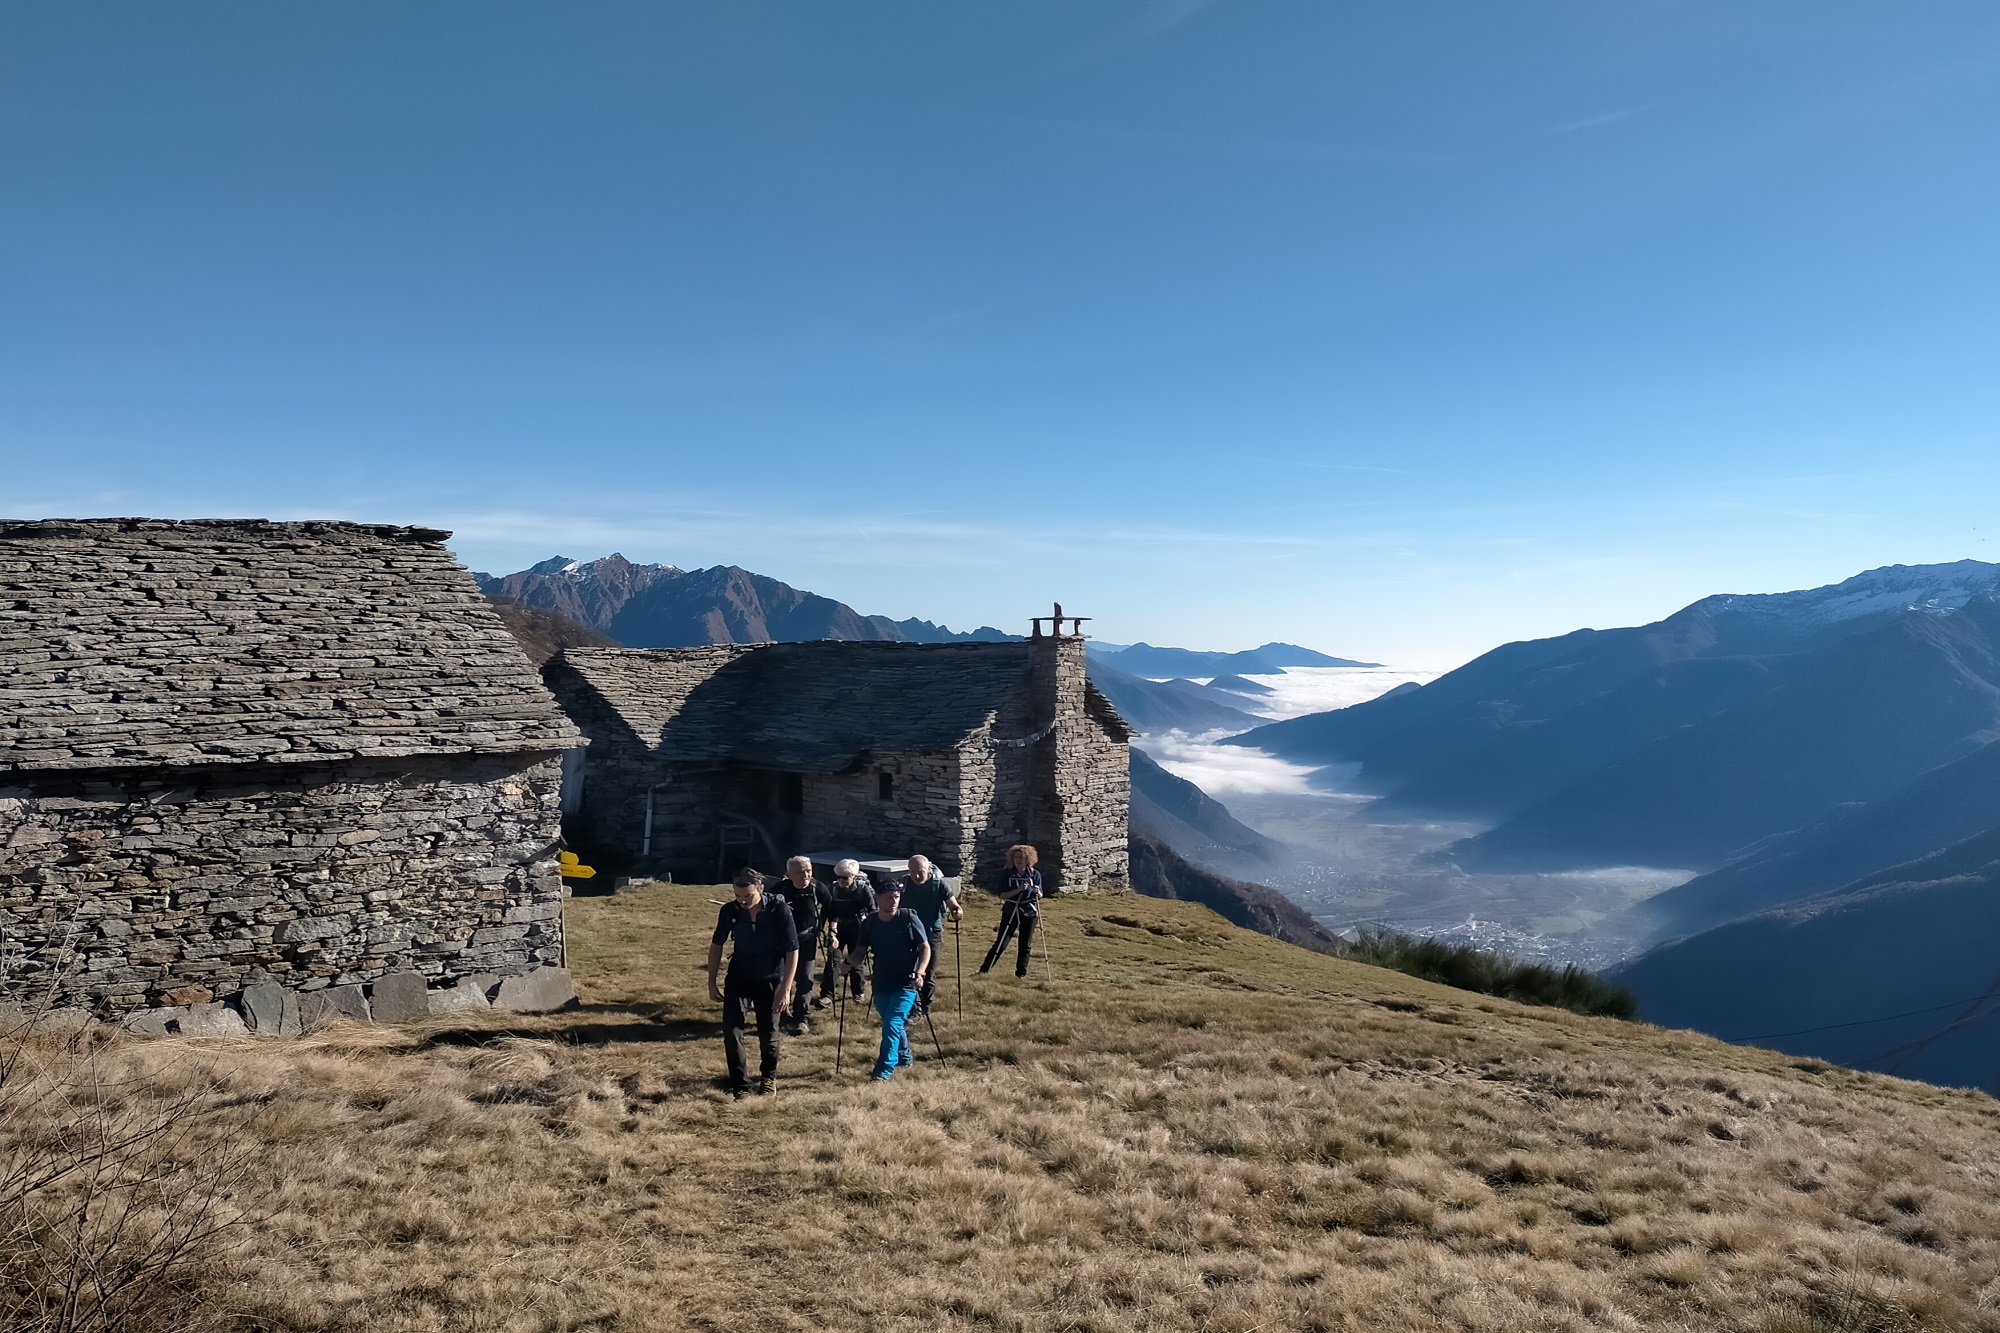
top-left (495, 966), bottom-right (576, 1013)
top-left (241, 981), bottom-right (303, 1036)
top-left (178, 1002), bottom-right (248, 1038)
top-left (428, 978), bottom-right (492, 1016)
top-left (300, 983), bottom-right (371, 1029)
top-left (122, 1007), bottom-right (184, 1037)
top-left (367, 971), bottom-right (431, 1023)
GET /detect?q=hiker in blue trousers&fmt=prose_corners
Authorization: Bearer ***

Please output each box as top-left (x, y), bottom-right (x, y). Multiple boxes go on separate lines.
top-left (847, 877), bottom-right (931, 1082)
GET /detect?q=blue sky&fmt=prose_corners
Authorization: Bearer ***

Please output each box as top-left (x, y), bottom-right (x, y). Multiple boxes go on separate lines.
top-left (4, 3), bottom-right (1998, 667)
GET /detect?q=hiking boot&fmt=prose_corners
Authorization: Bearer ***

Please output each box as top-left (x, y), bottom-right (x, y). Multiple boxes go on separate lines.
top-left (869, 1070), bottom-right (893, 1083)
top-left (756, 1076), bottom-right (777, 1096)
top-left (792, 1017), bottom-right (812, 1035)
top-left (811, 995), bottom-right (831, 1011)
top-left (729, 1085), bottom-right (750, 1100)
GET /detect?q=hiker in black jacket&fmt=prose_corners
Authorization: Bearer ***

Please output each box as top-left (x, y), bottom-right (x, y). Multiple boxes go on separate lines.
top-left (817, 858), bottom-right (875, 1005)
top-left (773, 856), bottom-right (832, 1034)
top-left (706, 868), bottom-right (799, 1097)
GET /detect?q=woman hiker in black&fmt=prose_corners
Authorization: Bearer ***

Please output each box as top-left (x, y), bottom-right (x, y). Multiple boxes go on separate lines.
top-left (979, 843), bottom-right (1043, 978)
top-left (706, 867), bottom-right (799, 1097)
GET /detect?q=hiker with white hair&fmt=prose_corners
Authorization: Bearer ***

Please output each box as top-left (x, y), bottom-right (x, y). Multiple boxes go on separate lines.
top-left (897, 853), bottom-right (961, 1016)
top-left (818, 857), bottom-right (875, 1007)
top-left (771, 855), bottom-right (831, 1035)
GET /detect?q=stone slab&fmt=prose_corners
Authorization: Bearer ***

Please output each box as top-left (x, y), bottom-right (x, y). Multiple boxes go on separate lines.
top-left (32, 1007), bottom-right (97, 1035)
top-left (177, 1002), bottom-right (248, 1038)
top-left (300, 983), bottom-right (371, 1029)
top-left (494, 966), bottom-right (575, 1013)
top-left (122, 1007), bottom-right (184, 1037)
top-left (367, 971), bottom-right (431, 1024)
top-left (428, 978), bottom-right (491, 1016)
top-left (240, 981), bottom-right (303, 1036)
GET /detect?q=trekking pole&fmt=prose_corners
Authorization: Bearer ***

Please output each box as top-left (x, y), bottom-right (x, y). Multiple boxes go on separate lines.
top-left (922, 1003), bottom-right (945, 1060)
top-left (954, 918), bottom-right (963, 1015)
top-left (833, 957), bottom-right (848, 1075)
top-left (983, 907), bottom-right (1017, 974)
top-left (1039, 907), bottom-right (1053, 981)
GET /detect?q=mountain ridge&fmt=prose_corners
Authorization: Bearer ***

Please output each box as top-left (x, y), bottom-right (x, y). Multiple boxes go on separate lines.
top-left (474, 554), bottom-right (1018, 647)
top-left (1231, 560), bottom-right (2000, 873)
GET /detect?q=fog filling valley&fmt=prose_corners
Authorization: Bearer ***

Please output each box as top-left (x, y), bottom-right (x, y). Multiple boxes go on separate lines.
top-left (1143, 667), bottom-right (1694, 971)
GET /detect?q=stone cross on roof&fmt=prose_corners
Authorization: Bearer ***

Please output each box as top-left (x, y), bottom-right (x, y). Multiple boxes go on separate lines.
top-left (1029, 601), bottom-right (1091, 639)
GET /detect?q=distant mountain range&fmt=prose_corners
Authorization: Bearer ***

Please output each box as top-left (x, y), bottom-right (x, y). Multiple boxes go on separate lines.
top-left (1205, 554), bottom-right (2000, 1088)
top-left (1084, 661), bottom-right (1264, 735)
top-left (1091, 641), bottom-right (1375, 677)
top-left (477, 556), bottom-right (1362, 745)
top-left (474, 554), bottom-right (1018, 647)
top-left (1234, 560), bottom-right (2000, 873)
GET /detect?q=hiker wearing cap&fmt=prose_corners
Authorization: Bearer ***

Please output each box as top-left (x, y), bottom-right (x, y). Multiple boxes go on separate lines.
top-left (897, 853), bottom-right (961, 1015)
top-left (772, 855), bottom-right (832, 1034)
top-left (847, 877), bottom-right (931, 1081)
top-left (706, 867), bottom-right (799, 1097)
top-left (818, 858), bottom-right (875, 1007)
top-left (979, 844), bottom-right (1044, 979)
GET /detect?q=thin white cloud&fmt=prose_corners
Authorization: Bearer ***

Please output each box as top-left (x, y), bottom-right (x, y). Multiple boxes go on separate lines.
top-left (1539, 105), bottom-right (1651, 137)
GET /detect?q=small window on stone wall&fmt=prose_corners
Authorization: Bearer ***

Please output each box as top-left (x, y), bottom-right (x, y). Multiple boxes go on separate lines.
top-left (780, 773), bottom-right (804, 813)
top-left (877, 770), bottom-right (894, 802)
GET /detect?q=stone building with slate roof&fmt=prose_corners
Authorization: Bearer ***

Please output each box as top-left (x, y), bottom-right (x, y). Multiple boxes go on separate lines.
top-left (545, 622), bottom-right (1131, 891)
top-left (0, 519), bottom-right (583, 1033)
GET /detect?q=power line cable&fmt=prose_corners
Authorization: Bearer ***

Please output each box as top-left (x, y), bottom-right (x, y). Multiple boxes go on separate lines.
top-left (1727, 991), bottom-right (2000, 1043)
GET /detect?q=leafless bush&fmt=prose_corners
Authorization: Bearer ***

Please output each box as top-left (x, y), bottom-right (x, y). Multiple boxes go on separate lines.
top-left (1, 937), bottom-right (248, 1332)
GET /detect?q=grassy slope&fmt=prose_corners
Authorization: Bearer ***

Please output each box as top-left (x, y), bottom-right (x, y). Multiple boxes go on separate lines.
top-left (94, 889), bottom-right (2000, 1331)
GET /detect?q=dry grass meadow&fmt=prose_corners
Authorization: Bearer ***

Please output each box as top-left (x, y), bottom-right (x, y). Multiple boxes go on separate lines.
top-left (12, 884), bottom-right (2000, 1332)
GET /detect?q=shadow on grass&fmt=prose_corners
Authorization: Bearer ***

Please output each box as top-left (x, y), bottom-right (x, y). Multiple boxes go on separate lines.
top-left (418, 1003), bottom-right (725, 1050)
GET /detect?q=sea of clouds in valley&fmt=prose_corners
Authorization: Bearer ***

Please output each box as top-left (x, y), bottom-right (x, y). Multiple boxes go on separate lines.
top-left (1141, 667), bottom-right (1692, 970)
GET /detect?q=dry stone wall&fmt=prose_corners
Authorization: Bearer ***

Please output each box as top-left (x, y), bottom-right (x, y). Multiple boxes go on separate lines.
top-left (798, 751), bottom-right (974, 875)
top-left (0, 750), bottom-right (568, 1020)
top-left (547, 633), bottom-right (1130, 892)
top-left (1018, 637), bottom-right (1131, 891)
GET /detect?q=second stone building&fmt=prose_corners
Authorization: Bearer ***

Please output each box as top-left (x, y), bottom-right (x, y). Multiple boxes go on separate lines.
top-left (545, 617), bottom-right (1131, 890)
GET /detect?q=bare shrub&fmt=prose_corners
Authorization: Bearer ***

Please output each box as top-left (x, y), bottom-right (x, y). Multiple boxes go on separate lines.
top-left (1, 946), bottom-right (247, 1332)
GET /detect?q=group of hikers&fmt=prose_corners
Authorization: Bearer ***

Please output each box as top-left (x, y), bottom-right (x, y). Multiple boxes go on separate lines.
top-left (704, 845), bottom-right (1046, 1094)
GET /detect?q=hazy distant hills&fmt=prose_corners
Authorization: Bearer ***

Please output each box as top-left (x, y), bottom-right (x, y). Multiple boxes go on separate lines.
top-left (474, 554), bottom-right (1016, 646)
top-left (1129, 749), bottom-right (1289, 867)
top-left (1642, 737), bottom-right (2000, 939)
top-left (1085, 660), bottom-right (1263, 735)
top-left (1234, 560), bottom-right (2000, 872)
top-left (1616, 823), bottom-right (2000, 1088)
top-left (1093, 641), bottom-right (1376, 676)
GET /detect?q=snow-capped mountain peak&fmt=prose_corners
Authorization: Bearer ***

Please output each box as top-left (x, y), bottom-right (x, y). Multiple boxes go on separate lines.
top-left (1689, 559), bottom-right (2000, 631)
